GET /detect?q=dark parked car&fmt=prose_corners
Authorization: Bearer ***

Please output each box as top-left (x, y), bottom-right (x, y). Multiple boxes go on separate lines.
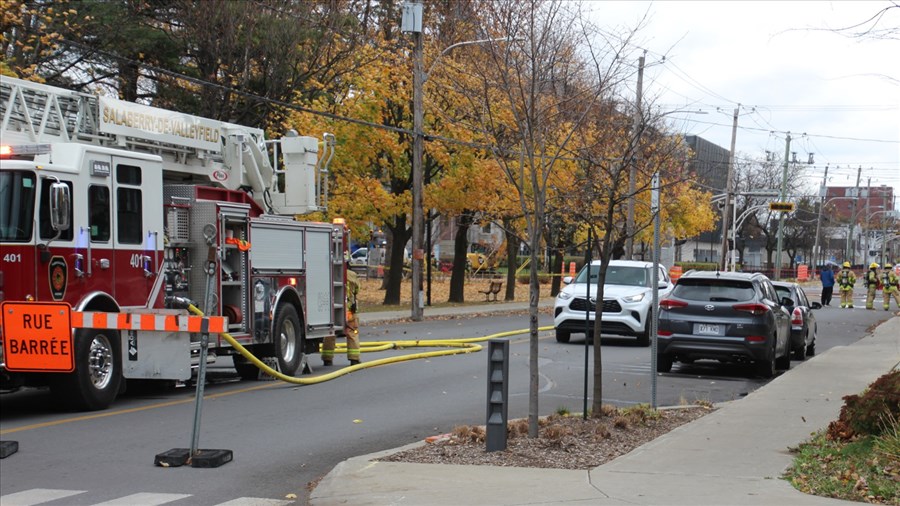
top-left (657, 271), bottom-right (792, 378)
top-left (772, 281), bottom-right (820, 360)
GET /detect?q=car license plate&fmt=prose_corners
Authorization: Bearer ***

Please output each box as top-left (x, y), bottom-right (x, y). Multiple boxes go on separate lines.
top-left (696, 323), bottom-right (720, 335)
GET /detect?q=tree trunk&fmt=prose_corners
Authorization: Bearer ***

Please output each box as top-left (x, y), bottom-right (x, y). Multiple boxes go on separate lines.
top-left (503, 217), bottom-right (519, 301)
top-left (118, 61), bottom-right (140, 102)
top-left (550, 240), bottom-right (564, 297)
top-left (449, 212), bottom-right (473, 302)
top-left (527, 223), bottom-right (542, 437)
top-left (382, 220), bottom-right (411, 305)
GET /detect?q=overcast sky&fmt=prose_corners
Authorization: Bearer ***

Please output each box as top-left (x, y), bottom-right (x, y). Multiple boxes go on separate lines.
top-left (586, 1), bottom-right (898, 203)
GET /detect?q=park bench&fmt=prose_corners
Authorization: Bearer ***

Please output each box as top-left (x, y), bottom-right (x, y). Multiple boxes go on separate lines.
top-left (479, 279), bottom-right (504, 302)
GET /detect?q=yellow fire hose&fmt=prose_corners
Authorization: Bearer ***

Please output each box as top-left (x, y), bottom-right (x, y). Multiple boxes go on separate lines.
top-left (187, 304), bottom-right (553, 385)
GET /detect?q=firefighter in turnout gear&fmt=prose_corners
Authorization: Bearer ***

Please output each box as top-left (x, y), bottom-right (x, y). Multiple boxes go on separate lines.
top-left (321, 267), bottom-right (361, 366)
top-left (864, 262), bottom-right (881, 310)
top-left (882, 263), bottom-right (900, 312)
top-left (838, 262), bottom-right (857, 308)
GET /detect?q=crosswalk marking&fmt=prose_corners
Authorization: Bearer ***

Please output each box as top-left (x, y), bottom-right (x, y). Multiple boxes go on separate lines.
top-left (0, 488), bottom-right (85, 506)
top-left (0, 490), bottom-right (294, 506)
top-left (92, 492), bottom-right (192, 505)
top-left (215, 498), bottom-right (294, 506)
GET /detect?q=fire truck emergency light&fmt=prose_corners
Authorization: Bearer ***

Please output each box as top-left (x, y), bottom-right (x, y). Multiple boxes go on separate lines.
top-left (0, 144), bottom-right (51, 157)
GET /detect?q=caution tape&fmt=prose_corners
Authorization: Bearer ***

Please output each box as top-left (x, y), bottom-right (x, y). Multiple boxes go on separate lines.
top-left (72, 311), bottom-right (227, 333)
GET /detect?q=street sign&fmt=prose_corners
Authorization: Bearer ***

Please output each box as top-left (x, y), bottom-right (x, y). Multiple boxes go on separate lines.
top-left (769, 202), bottom-right (794, 212)
top-left (1, 301), bottom-right (74, 372)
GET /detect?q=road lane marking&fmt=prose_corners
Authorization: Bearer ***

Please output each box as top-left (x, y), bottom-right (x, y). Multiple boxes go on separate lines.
top-left (0, 490), bottom-right (295, 506)
top-left (0, 488), bottom-right (85, 505)
top-left (216, 499), bottom-right (294, 506)
top-left (0, 383), bottom-right (279, 436)
top-left (92, 493), bottom-right (191, 505)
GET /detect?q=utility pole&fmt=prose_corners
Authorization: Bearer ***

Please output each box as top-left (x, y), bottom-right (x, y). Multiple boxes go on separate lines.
top-left (812, 164), bottom-right (829, 272)
top-left (863, 178), bottom-right (871, 264)
top-left (775, 133), bottom-right (791, 279)
top-left (625, 54), bottom-right (645, 260)
top-left (846, 166), bottom-right (862, 264)
top-left (404, 1), bottom-right (425, 321)
top-left (881, 189), bottom-right (889, 264)
top-left (719, 106), bottom-right (739, 270)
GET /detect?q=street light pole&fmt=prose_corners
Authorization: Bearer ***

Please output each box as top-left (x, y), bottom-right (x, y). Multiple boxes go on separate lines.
top-left (625, 54), bottom-right (645, 260)
top-left (719, 106), bottom-right (739, 270)
top-left (404, 1), bottom-right (515, 319)
top-left (775, 133), bottom-right (791, 280)
top-left (812, 164), bottom-right (829, 272)
top-left (846, 166), bottom-right (863, 264)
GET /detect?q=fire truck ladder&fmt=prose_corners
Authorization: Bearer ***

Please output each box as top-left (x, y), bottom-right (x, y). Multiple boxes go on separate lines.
top-left (0, 75), bottom-right (330, 215)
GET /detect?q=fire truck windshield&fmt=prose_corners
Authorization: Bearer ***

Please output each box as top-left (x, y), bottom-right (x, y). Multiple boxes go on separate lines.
top-left (0, 170), bottom-right (37, 242)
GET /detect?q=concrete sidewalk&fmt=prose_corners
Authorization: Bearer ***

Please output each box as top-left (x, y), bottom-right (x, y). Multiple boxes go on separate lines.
top-left (311, 315), bottom-right (899, 506)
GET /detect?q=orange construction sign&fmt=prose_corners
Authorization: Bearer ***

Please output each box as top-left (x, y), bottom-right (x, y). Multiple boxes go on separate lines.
top-left (1, 301), bottom-right (74, 373)
top-left (1, 302), bottom-right (228, 373)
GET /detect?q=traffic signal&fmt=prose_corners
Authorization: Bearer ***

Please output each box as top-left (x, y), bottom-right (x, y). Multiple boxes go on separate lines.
top-left (769, 202), bottom-right (795, 212)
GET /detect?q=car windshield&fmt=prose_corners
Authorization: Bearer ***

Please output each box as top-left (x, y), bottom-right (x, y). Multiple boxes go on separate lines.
top-left (573, 265), bottom-right (648, 287)
top-left (0, 170), bottom-right (37, 242)
top-left (774, 286), bottom-right (793, 301)
top-left (672, 278), bottom-right (756, 302)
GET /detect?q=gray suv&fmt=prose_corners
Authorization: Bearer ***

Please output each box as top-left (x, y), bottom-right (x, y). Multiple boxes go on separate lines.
top-left (656, 271), bottom-right (791, 378)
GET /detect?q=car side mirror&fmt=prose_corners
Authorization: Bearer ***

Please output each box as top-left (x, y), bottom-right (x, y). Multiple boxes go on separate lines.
top-left (811, 302), bottom-right (822, 310)
top-left (781, 297), bottom-right (794, 307)
top-left (562, 276), bottom-right (573, 284)
top-left (49, 182), bottom-right (71, 232)
top-left (659, 281), bottom-right (668, 289)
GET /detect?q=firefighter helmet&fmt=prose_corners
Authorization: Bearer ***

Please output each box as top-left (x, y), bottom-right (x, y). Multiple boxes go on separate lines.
top-left (842, 261), bottom-right (851, 268)
top-left (885, 263), bottom-right (893, 269)
top-left (870, 262), bottom-right (880, 269)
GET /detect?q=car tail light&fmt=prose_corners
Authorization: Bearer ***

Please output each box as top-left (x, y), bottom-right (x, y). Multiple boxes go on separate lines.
top-left (659, 299), bottom-right (687, 310)
top-left (745, 335), bottom-right (766, 343)
top-left (732, 303), bottom-right (770, 315)
top-left (658, 329), bottom-right (673, 336)
top-left (791, 307), bottom-right (803, 325)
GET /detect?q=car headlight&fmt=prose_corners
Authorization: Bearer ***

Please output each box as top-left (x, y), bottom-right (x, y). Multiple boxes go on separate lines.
top-left (557, 291), bottom-right (573, 300)
top-left (623, 293), bottom-right (645, 303)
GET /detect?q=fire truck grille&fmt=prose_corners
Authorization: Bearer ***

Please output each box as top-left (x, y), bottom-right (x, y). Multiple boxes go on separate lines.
top-left (165, 206), bottom-right (191, 243)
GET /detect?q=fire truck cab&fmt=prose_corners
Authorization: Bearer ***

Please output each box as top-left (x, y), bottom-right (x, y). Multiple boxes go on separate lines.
top-left (0, 75), bottom-right (348, 410)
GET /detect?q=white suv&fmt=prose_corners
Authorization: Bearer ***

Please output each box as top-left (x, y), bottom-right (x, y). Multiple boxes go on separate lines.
top-left (553, 260), bottom-right (673, 346)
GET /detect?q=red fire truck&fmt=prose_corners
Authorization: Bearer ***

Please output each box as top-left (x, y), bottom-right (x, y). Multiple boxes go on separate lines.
top-left (0, 75), bottom-right (350, 410)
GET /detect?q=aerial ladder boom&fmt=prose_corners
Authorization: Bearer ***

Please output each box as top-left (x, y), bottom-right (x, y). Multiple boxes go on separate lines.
top-left (0, 75), bottom-right (332, 214)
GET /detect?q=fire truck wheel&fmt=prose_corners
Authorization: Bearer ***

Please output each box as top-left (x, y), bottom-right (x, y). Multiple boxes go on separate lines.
top-left (273, 304), bottom-right (303, 376)
top-left (51, 329), bottom-right (122, 411)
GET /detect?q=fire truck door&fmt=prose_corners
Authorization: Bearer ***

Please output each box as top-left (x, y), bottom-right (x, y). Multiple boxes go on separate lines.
top-left (34, 177), bottom-right (75, 302)
top-left (111, 156), bottom-right (164, 307)
top-left (73, 152), bottom-right (115, 298)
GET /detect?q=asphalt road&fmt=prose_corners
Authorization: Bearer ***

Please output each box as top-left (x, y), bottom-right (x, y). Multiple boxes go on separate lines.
top-left (0, 302), bottom-right (891, 506)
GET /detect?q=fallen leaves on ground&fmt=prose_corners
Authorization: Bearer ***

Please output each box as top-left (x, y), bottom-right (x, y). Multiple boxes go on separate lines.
top-left (380, 405), bottom-right (713, 470)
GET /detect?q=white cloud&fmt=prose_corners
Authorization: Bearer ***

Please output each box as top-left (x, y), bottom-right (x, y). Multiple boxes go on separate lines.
top-left (586, 0), bottom-right (899, 197)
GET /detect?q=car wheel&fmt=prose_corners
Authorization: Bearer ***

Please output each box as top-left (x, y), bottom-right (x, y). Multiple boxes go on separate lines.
top-left (555, 329), bottom-right (571, 343)
top-left (636, 314), bottom-right (651, 347)
top-left (792, 331), bottom-right (808, 361)
top-left (775, 347), bottom-right (791, 370)
top-left (657, 355), bottom-right (673, 373)
top-left (636, 331), bottom-right (650, 347)
top-left (806, 326), bottom-right (816, 357)
top-left (755, 343), bottom-right (776, 379)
